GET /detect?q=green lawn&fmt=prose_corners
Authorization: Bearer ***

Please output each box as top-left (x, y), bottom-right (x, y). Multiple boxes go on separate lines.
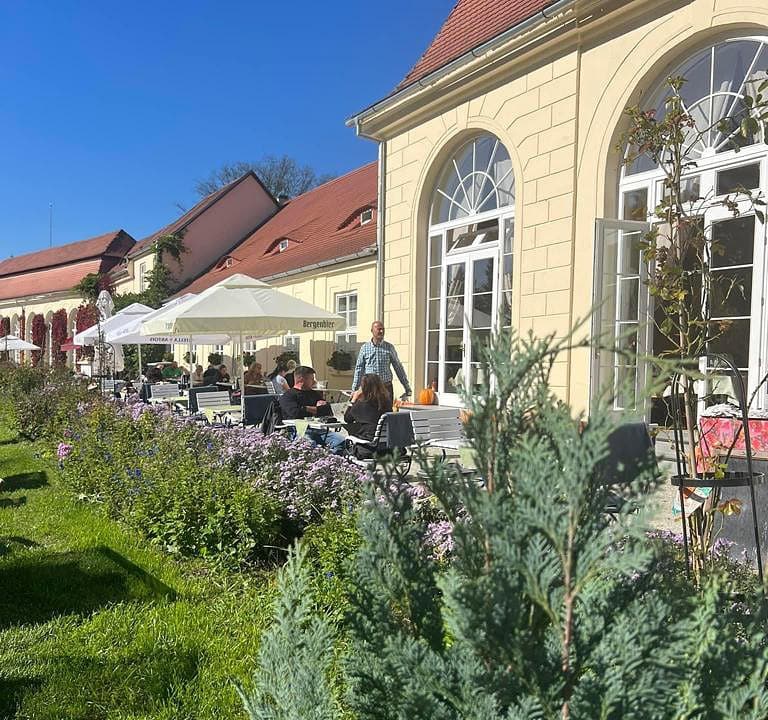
top-left (0, 425), bottom-right (275, 719)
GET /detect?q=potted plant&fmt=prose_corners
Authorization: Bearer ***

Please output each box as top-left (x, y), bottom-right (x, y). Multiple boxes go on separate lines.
top-left (622, 74), bottom-right (768, 582)
top-left (208, 352), bottom-right (223, 366)
top-left (327, 348), bottom-right (353, 372)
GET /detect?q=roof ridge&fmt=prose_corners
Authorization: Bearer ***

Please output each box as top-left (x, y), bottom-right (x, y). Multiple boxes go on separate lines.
top-left (1, 229), bottom-right (125, 263)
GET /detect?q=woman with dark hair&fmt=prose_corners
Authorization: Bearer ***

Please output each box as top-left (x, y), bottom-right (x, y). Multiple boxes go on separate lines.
top-left (344, 373), bottom-right (393, 440)
top-left (267, 362), bottom-right (290, 394)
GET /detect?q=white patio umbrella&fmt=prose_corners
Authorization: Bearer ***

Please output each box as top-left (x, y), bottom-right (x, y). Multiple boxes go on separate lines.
top-left (1, 334), bottom-right (40, 352)
top-left (73, 302), bottom-right (153, 346)
top-left (105, 295), bottom-right (231, 378)
top-left (140, 273), bottom-right (347, 415)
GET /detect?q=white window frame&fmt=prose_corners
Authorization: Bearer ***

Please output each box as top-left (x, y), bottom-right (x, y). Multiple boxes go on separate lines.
top-left (139, 262), bottom-right (147, 291)
top-left (334, 291), bottom-right (358, 350)
top-left (608, 35), bottom-right (768, 413)
top-left (425, 133), bottom-right (516, 407)
top-left (360, 208), bottom-right (373, 225)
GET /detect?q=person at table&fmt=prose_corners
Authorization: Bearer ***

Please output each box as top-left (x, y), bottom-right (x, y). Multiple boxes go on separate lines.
top-left (147, 365), bottom-right (163, 383)
top-left (344, 373), bottom-right (392, 440)
top-left (202, 363), bottom-right (220, 386)
top-left (279, 365), bottom-right (345, 453)
top-left (162, 361), bottom-right (182, 380)
top-left (244, 361), bottom-right (264, 386)
top-left (218, 364), bottom-right (231, 384)
top-left (267, 362), bottom-right (290, 394)
top-left (190, 364), bottom-right (205, 386)
top-left (352, 320), bottom-right (412, 403)
top-left (285, 359), bottom-right (297, 388)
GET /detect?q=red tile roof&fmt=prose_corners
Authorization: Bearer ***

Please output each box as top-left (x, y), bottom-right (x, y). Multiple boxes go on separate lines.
top-left (0, 259), bottom-right (104, 301)
top-left (0, 230), bottom-right (133, 278)
top-left (399, 0), bottom-right (553, 89)
top-left (128, 171), bottom-right (275, 258)
top-left (181, 162), bottom-right (378, 294)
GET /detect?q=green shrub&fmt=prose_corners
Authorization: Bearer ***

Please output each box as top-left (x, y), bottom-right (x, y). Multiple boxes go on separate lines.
top-left (239, 330), bottom-right (768, 720)
top-left (0, 366), bottom-right (93, 440)
top-left (59, 401), bottom-right (284, 569)
top-left (302, 512), bottom-right (362, 621)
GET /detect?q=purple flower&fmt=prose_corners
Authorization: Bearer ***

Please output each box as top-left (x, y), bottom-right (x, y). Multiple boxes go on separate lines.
top-left (57, 442), bottom-right (73, 460)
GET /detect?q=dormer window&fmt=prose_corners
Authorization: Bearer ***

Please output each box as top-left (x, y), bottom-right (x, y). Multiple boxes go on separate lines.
top-left (360, 208), bottom-right (373, 225)
top-left (278, 239), bottom-right (289, 253)
top-left (225, 257), bottom-right (234, 268)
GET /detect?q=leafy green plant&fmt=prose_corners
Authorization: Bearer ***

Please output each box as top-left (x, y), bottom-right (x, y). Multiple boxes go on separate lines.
top-left (621, 75), bottom-right (768, 581)
top-left (327, 349), bottom-right (353, 372)
top-left (208, 352), bottom-right (223, 366)
top-left (240, 330), bottom-right (768, 719)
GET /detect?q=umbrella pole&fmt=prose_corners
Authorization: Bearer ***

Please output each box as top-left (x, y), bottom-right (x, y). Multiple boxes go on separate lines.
top-left (240, 331), bottom-right (245, 422)
top-left (137, 344), bottom-right (143, 382)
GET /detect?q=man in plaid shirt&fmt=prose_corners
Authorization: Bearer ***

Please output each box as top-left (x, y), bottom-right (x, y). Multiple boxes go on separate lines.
top-left (352, 320), bottom-right (412, 401)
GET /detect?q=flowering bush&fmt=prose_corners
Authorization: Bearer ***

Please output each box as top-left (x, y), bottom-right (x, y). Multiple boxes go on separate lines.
top-left (215, 427), bottom-right (367, 526)
top-left (0, 365), bottom-right (92, 440)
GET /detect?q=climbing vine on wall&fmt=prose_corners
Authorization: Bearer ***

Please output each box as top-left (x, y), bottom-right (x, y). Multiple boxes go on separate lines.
top-left (50, 309), bottom-right (68, 368)
top-left (0, 317), bottom-right (8, 337)
top-left (30, 315), bottom-right (46, 366)
top-left (75, 305), bottom-right (97, 360)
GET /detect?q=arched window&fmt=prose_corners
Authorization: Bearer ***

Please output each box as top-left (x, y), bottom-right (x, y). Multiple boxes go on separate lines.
top-left (608, 37), bottom-right (768, 410)
top-left (426, 133), bottom-right (515, 405)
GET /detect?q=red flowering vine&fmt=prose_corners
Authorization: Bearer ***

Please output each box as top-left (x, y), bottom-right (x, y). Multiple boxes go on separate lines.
top-left (30, 314), bottom-right (46, 366)
top-left (75, 305), bottom-right (97, 360)
top-left (50, 309), bottom-right (68, 367)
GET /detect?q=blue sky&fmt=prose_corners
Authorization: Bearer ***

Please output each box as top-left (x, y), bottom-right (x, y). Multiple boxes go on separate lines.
top-left (0, 1), bottom-right (450, 259)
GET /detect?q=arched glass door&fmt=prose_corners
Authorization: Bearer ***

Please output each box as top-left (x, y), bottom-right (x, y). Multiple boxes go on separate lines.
top-left (426, 134), bottom-right (515, 405)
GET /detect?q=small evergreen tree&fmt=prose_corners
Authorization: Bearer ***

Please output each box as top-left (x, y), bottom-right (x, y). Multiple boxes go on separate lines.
top-left (241, 330), bottom-right (768, 719)
top-left (236, 543), bottom-right (337, 720)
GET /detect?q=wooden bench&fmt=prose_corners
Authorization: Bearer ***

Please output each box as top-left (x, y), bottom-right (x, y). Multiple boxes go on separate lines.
top-left (409, 407), bottom-right (465, 453)
top-left (148, 383), bottom-right (182, 403)
top-left (196, 391), bottom-right (240, 424)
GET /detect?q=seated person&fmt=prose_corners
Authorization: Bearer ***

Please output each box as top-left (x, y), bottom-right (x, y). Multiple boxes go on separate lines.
top-left (267, 362), bottom-right (290, 394)
top-left (244, 362), bottom-right (264, 387)
top-left (278, 365), bottom-right (345, 453)
top-left (285, 359), bottom-right (297, 388)
top-left (344, 373), bottom-right (393, 440)
top-left (190, 364), bottom-right (205, 386)
top-left (162, 361), bottom-right (182, 380)
top-left (147, 365), bottom-right (163, 383)
top-left (202, 363), bottom-right (220, 386)
top-left (218, 364), bottom-right (231, 384)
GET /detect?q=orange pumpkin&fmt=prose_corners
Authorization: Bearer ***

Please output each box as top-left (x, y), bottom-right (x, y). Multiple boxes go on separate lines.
top-left (418, 387), bottom-right (436, 405)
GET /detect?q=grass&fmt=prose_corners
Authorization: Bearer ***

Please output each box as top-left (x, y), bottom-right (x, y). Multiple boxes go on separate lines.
top-left (0, 424), bottom-right (276, 719)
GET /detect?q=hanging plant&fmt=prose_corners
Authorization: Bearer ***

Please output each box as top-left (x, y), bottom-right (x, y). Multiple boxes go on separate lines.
top-left (75, 305), bottom-right (97, 360)
top-left (30, 315), bottom-right (46, 366)
top-left (51, 309), bottom-right (68, 367)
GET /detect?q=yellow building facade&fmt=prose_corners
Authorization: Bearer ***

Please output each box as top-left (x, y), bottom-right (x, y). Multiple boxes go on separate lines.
top-left (351, 0), bottom-right (768, 412)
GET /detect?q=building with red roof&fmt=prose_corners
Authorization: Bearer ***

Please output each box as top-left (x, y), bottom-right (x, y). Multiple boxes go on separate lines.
top-left (111, 171), bottom-right (278, 297)
top-left (347, 0), bottom-right (768, 412)
top-left (0, 230), bottom-right (135, 364)
top-left (177, 162), bottom-right (379, 380)
top-left (0, 170), bottom-right (279, 367)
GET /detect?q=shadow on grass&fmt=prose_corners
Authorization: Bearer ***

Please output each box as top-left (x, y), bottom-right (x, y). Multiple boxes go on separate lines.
top-left (0, 436), bottom-right (19, 445)
top-left (0, 470), bottom-right (48, 492)
top-left (0, 496), bottom-right (26, 509)
top-left (0, 536), bottom-right (39, 557)
top-left (0, 545), bottom-right (176, 630)
top-left (0, 676), bottom-right (43, 718)
top-left (10, 649), bottom-right (201, 720)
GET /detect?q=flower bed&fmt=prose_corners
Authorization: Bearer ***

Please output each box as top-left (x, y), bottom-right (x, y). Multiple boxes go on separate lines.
top-left (55, 393), bottom-right (368, 569)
